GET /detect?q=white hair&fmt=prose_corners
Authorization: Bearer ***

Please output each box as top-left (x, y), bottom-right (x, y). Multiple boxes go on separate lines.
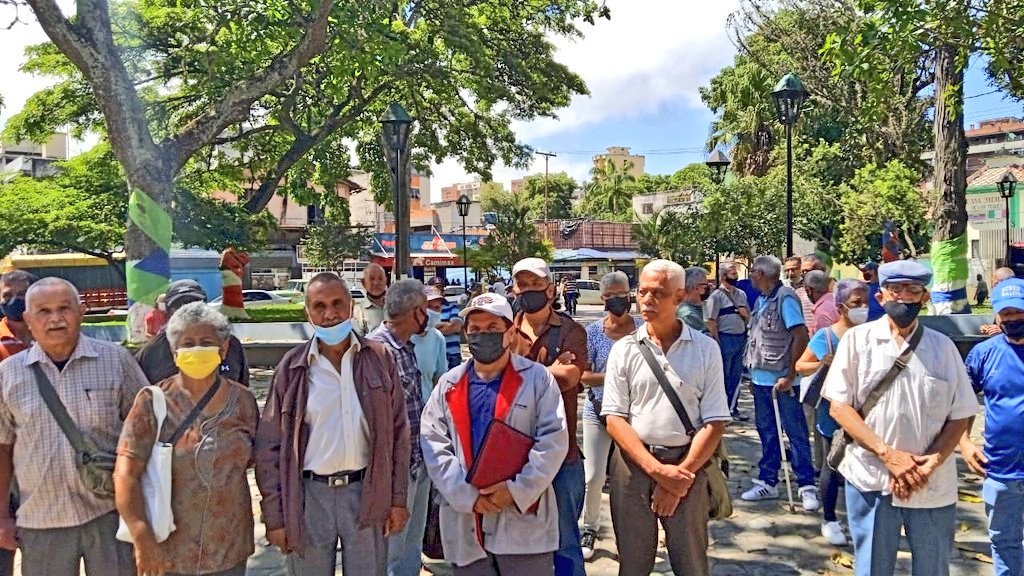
top-left (25, 277), bottom-right (81, 310)
top-left (599, 271), bottom-right (630, 293)
top-left (751, 255), bottom-right (783, 280)
top-left (718, 262), bottom-right (737, 279)
top-left (684, 267), bottom-right (709, 291)
top-left (385, 279), bottom-right (426, 317)
top-left (642, 259), bottom-right (685, 290)
top-left (166, 301), bottom-right (232, 348)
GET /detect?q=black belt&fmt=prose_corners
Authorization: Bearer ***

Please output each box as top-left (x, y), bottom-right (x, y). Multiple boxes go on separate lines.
top-left (303, 468), bottom-right (366, 487)
top-left (646, 444), bottom-right (690, 463)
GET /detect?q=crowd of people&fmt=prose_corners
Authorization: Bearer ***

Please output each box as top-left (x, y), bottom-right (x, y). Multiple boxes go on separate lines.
top-left (0, 253), bottom-right (1017, 576)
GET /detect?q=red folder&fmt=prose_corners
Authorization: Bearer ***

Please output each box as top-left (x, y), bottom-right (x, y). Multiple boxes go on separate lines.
top-left (466, 419), bottom-right (536, 488)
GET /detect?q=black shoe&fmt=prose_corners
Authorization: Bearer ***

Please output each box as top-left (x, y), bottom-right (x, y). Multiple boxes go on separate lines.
top-left (731, 410), bottom-right (750, 422)
top-left (580, 529), bottom-right (597, 561)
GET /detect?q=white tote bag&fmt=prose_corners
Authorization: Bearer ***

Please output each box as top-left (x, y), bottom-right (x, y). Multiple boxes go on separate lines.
top-left (117, 386), bottom-right (176, 543)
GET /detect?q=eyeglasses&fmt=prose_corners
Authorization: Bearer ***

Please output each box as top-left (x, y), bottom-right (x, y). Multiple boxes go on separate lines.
top-left (884, 283), bottom-right (926, 297)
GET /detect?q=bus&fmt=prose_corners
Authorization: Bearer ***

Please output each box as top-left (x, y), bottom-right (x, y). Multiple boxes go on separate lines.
top-left (1, 252), bottom-right (127, 311)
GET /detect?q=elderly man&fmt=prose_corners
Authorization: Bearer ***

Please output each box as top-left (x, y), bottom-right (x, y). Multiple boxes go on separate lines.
top-left (420, 293), bottom-right (568, 575)
top-left (960, 278), bottom-right (1024, 576)
top-left (0, 270), bottom-right (38, 361)
top-left (741, 256), bottom-right (819, 511)
top-left (135, 279), bottom-right (250, 386)
top-left (824, 261), bottom-right (977, 576)
top-left (675, 267), bottom-right (710, 335)
top-left (511, 257), bottom-right (588, 576)
top-left (706, 263), bottom-right (749, 419)
top-left (256, 273), bottom-right (410, 576)
top-left (0, 278), bottom-right (147, 575)
top-left (367, 279), bottom-right (431, 576)
top-left (414, 287), bottom-right (450, 399)
top-left (804, 270), bottom-right (839, 336)
top-left (982, 267), bottom-right (1020, 337)
top-left (354, 263), bottom-right (390, 335)
top-left (602, 260), bottom-right (730, 576)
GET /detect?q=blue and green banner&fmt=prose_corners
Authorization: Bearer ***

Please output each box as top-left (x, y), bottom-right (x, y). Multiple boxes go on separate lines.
top-left (126, 189), bottom-right (172, 307)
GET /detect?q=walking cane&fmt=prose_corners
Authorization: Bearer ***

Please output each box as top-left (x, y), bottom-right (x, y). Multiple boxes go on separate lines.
top-left (771, 387), bottom-right (797, 513)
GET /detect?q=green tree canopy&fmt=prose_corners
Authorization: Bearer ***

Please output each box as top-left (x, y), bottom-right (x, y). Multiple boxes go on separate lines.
top-left (301, 202), bottom-right (374, 270)
top-left (520, 172), bottom-right (579, 220)
top-left (474, 186), bottom-right (553, 274)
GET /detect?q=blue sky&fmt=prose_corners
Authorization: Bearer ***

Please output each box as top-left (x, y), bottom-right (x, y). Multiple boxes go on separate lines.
top-left (2, 1), bottom-right (1022, 201)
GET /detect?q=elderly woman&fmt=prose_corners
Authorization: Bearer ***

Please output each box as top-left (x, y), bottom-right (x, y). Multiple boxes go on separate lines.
top-left (578, 271), bottom-right (642, 561)
top-left (796, 278), bottom-right (869, 547)
top-left (116, 302), bottom-right (258, 576)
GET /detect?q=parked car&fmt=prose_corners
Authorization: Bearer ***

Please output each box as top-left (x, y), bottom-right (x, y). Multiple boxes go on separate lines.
top-left (271, 279), bottom-right (309, 303)
top-left (443, 285), bottom-right (466, 306)
top-left (574, 279), bottom-right (603, 305)
top-left (210, 290), bottom-right (293, 308)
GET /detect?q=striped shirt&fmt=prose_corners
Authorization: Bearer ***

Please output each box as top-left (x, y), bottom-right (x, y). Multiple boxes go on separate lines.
top-left (0, 336), bottom-right (148, 528)
top-left (441, 300), bottom-right (462, 358)
top-left (368, 324), bottom-right (424, 472)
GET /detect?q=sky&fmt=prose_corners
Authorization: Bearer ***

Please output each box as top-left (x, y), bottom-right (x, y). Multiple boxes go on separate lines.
top-left (2, 1), bottom-right (1023, 203)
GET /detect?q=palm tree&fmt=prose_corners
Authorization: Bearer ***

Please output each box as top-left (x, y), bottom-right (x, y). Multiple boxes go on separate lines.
top-left (586, 159), bottom-right (638, 216)
top-left (699, 56), bottom-right (778, 177)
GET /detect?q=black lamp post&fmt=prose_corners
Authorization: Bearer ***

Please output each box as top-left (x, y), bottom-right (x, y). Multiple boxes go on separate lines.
top-left (705, 150), bottom-right (731, 182)
top-left (998, 171), bottom-right (1018, 265)
top-left (381, 103), bottom-right (414, 279)
top-left (456, 193), bottom-right (471, 288)
top-left (771, 73), bottom-right (809, 257)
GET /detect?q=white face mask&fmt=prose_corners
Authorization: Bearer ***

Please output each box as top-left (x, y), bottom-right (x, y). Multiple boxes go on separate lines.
top-left (846, 306), bottom-right (869, 325)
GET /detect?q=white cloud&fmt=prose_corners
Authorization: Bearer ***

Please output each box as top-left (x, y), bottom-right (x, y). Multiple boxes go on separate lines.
top-left (0, 7), bottom-right (54, 125)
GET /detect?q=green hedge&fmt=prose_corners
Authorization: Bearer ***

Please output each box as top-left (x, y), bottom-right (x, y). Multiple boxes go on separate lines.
top-left (82, 304), bottom-right (308, 326)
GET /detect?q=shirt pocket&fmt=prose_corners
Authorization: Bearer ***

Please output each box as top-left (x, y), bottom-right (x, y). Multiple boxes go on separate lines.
top-left (921, 376), bottom-right (953, 419)
top-left (82, 382), bottom-right (119, 428)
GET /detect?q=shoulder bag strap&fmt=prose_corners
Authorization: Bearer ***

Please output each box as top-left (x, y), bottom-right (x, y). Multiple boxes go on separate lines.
top-left (633, 334), bottom-right (696, 437)
top-left (544, 323), bottom-right (562, 366)
top-left (857, 326), bottom-right (924, 419)
top-left (145, 386), bottom-right (167, 440)
top-left (167, 377), bottom-right (223, 445)
top-left (30, 363), bottom-right (90, 454)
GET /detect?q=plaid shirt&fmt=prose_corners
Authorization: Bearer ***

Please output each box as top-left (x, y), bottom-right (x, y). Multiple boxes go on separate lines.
top-left (368, 324), bottom-right (424, 472)
top-left (0, 336), bottom-right (148, 529)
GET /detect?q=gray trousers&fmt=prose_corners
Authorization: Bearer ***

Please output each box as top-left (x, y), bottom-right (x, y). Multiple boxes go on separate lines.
top-left (610, 448), bottom-right (711, 576)
top-left (19, 511), bottom-right (134, 576)
top-left (286, 477), bottom-right (387, 576)
top-left (453, 552), bottom-right (554, 576)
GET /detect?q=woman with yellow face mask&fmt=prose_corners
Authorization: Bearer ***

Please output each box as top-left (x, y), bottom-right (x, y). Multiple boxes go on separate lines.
top-left (115, 302), bottom-right (258, 576)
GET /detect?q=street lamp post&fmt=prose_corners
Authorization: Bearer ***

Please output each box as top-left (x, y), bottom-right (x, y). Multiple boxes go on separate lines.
top-left (705, 150), bottom-right (731, 285)
top-left (381, 103), bottom-right (414, 280)
top-left (771, 73), bottom-right (809, 258)
top-left (456, 193), bottom-right (471, 288)
top-left (998, 172), bottom-right (1018, 266)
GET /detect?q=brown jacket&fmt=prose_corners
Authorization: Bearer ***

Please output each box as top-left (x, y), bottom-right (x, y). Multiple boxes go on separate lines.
top-left (254, 335), bottom-right (410, 553)
top-left (513, 310), bottom-right (589, 462)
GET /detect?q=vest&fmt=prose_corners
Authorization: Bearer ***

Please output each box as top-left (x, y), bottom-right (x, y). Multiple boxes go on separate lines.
top-left (744, 283), bottom-right (798, 373)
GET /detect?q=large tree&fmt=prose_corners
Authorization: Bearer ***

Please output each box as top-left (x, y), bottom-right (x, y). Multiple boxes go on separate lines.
top-left (520, 172), bottom-right (579, 221)
top-left (5, 0), bottom-right (609, 337)
top-left (473, 185), bottom-right (552, 274)
top-left (579, 159), bottom-right (639, 221)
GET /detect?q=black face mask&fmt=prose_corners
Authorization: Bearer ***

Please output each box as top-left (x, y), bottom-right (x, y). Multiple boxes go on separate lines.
top-left (416, 310), bottom-right (428, 335)
top-left (723, 276), bottom-right (737, 286)
top-left (1001, 319), bottom-right (1024, 341)
top-left (883, 301), bottom-right (922, 328)
top-left (605, 296), bottom-right (630, 317)
top-left (0, 297), bottom-right (25, 322)
top-left (518, 290), bottom-right (550, 314)
top-left (468, 332), bottom-right (507, 364)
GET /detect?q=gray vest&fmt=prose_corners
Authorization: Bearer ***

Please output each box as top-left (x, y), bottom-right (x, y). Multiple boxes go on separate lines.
top-left (744, 283), bottom-right (799, 373)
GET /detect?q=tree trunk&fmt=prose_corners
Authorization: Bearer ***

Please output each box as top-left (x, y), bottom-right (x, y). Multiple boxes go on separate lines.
top-left (124, 175), bottom-right (175, 342)
top-left (929, 42), bottom-right (970, 315)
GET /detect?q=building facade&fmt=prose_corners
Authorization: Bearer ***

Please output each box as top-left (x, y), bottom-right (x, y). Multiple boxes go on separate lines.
top-left (593, 146), bottom-right (645, 178)
top-left (631, 188), bottom-right (702, 221)
top-left (440, 179), bottom-right (493, 203)
top-left (1, 132), bottom-right (70, 180)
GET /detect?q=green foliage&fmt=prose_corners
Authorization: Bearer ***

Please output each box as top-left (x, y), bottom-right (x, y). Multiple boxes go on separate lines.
top-left (701, 176), bottom-right (787, 258)
top-left (633, 209), bottom-right (714, 267)
top-left (474, 186), bottom-right (553, 274)
top-left (301, 203), bottom-right (374, 269)
top-left (520, 172), bottom-right (579, 220)
top-left (579, 159), bottom-right (639, 222)
top-left (837, 161), bottom-right (932, 264)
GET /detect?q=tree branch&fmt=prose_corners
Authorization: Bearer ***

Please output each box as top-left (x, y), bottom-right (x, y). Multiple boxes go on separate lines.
top-left (164, 0), bottom-right (338, 172)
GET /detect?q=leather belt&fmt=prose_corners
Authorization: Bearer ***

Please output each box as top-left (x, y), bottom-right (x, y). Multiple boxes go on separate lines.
top-left (302, 468), bottom-right (366, 487)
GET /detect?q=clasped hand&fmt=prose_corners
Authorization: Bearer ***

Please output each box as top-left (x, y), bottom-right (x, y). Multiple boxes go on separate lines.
top-left (473, 481), bottom-right (515, 514)
top-left (883, 448), bottom-right (941, 500)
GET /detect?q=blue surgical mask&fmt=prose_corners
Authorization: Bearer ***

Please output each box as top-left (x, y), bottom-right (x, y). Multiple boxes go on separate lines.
top-left (426, 309), bottom-right (441, 330)
top-left (313, 319), bottom-right (352, 346)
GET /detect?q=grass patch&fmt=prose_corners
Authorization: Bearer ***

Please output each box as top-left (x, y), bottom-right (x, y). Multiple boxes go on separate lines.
top-left (83, 304), bottom-right (309, 326)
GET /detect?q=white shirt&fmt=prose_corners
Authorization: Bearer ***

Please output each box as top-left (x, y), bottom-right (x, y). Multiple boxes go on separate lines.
top-left (822, 319), bottom-right (978, 508)
top-left (303, 336), bottom-right (371, 474)
top-left (602, 322), bottom-right (731, 447)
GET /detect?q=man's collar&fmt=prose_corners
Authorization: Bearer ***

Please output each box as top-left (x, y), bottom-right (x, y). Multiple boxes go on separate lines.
top-left (867, 317), bottom-right (920, 342)
top-left (638, 320), bottom-right (692, 344)
top-left (306, 333), bottom-right (361, 362)
top-left (513, 307), bottom-right (563, 331)
top-left (26, 334), bottom-right (96, 366)
top-left (374, 323), bottom-right (409, 350)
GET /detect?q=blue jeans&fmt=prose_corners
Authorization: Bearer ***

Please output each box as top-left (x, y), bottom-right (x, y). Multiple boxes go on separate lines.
top-left (387, 467), bottom-right (432, 576)
top-left (718, 333), bottom-right (746, 411)
top-left (985, 477), bottom-right (1024, 576)
top-left (845, 485), bottom-right (955, 576)
top-left (552, 459), bottom-right (585, 576)
top-left (751, 385), bottom-right (815, 487)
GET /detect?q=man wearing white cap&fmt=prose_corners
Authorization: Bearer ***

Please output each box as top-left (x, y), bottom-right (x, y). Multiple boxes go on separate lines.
top-left (420, 293), bottom-right (568, 575)
top-left (511, 257), bottom-right (589, 576)
top-left (823, 260), bottom-right (978, 576)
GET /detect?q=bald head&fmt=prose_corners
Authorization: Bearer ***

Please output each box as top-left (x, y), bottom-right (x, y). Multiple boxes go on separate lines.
top-left (995, 267), bottom-right (1015, 286)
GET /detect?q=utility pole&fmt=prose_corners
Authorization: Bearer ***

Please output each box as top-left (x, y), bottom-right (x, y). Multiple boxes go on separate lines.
top-left (537, 151), bottom-right (557, 240)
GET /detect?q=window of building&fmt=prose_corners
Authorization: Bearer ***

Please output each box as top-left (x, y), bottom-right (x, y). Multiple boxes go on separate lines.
top-left (307, 205), bottom-right (320, 224)
top-left (642, 203), bottom-right (653, 214)
top-left (411, 187), bottom-right (421, 199)
top-left (971, 239), bottom-right (980, 259)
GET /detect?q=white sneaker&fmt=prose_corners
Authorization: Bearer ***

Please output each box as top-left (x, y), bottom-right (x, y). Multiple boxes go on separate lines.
top-left (799, 486), bottom-right (821, 511)
top-left (741, 480), bottom-right (779, 501)
top-left (580, 529), bottom-right (596, 561)
top-left (821, 521), bottom-right (847, 546)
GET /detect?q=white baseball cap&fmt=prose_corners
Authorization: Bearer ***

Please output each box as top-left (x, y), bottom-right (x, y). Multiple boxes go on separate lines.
top-left (459, 293), bottom-right (514, 323)
top-left (512, 257), bottom-right (551, 279)
top-left (423, 286), bottom-right (445, 302)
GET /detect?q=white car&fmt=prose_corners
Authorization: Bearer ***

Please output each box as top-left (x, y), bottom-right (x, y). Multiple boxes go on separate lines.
top-left (574, 279), bottom-right (603, 305)
top-left (210, 290), bottom-right (293, 308)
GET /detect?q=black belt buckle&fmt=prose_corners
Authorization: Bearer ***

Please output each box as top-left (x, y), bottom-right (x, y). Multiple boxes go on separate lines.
top-left (305, 469), bottom-right (365, 487)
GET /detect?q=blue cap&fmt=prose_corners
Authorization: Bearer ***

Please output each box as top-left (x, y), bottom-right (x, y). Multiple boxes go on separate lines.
top-left (993, 278), bottom-right (1024, 313)
top-left (878, 261), bottom-right (932, 286)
